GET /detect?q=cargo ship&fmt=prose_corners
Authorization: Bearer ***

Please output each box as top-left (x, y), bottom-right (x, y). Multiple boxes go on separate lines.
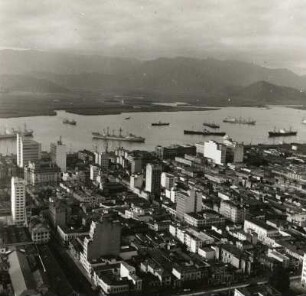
top-left (268, 128), bottom-right (297, 137)
top-left (223, 117), bottom-right (256, 125)
top-left (203, 122), bottom-right (220, 129)
top-left (0, 126), bottom-right (33, 140)
top-left (92, 128), bottom-right (145, 143)
top-left (63, 119), bottom-right (77, 125)
top-left (151, 121), bottom-right (170, 126)
top-left (184, 129), bottom-right (226, 136)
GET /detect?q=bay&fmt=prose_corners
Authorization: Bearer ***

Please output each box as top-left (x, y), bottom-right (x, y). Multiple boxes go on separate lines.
top-left (0, 106), bottom-right (306, 155)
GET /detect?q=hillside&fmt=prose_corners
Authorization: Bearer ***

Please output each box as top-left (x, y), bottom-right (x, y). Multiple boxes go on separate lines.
top-left (1, 50), bottom-right (306, 106)
top-left (0, 74), bottom-right (69, 93)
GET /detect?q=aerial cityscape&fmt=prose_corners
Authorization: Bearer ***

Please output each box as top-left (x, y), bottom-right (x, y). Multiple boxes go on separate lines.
top-left (1, 1), bottom-right (306, 296)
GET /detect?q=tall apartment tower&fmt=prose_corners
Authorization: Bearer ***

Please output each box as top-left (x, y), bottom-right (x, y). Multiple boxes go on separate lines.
top-left (176, 189), bottom-right (202, 220)
top-left (50, 137), bottom-right (67, 172)
top-left (17, 134), bottom-right (41, 168)
top-left (145, 163), bottom-right (162, 194)
top-left (11, 177), bottom-right (26, 225)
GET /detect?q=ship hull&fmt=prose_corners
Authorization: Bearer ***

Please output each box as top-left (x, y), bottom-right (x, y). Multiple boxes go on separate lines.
top-left (93, 135), bottom-right (145, 143)
top-left (151, 123), bottom-right (170, 126)
top-left (203, 123), bottom-right (220, 129)
top-left (268, 131), bottom-right (297, 137)
top-left (184, 130), bottom-right (226, 136)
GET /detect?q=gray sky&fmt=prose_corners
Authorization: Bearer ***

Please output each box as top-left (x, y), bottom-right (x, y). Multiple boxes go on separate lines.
top-left (1, 0), bottom-right (306, 74)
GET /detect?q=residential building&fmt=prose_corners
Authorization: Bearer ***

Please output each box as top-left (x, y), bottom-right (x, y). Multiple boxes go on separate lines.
top-left (219, 200), bottom-right (246, 223)
top-left (11, 177), bottom-right (26, 225)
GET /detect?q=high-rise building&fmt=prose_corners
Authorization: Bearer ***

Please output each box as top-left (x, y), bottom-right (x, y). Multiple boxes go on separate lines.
top-left (176, 189), bottom-right (202, 220)
top-left (17, 134), bottom-right (41, 168)
top-left (145, 163), bottom-right (162, 194)
top-left (50, 138), bottom-right (67, 172)
top-left (80, 219), bottom-right (121, 274)
top-left (90, 165), bottom-right (100, 181)
top-left (11, 177), bottom-right (26, 225)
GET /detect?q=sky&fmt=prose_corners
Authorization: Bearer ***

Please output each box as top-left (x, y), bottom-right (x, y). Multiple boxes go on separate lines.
top-left (0, 0), bottom-right (306, 74)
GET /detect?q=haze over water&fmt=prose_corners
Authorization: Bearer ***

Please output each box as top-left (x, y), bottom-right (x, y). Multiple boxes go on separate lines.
top-left (0, 106), bottom-right (305, 155)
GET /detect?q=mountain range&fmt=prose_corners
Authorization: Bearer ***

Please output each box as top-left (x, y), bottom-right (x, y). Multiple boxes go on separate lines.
top-left (1, 49), bottom-right (306, 105)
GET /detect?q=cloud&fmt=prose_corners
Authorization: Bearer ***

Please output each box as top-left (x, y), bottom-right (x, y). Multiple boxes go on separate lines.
top-left (0, 0), bottom-right (305, 73)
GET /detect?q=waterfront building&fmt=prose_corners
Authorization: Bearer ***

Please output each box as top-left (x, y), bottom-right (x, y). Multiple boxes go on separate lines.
top-left (203, 140), bottom-right (227, 165)
top-left (155, 144), bottom-right (196, 160)
top-left (17, 134), bottom-right (41, 168)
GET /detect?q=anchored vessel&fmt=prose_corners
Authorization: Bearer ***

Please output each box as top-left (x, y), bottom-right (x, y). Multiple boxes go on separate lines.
top-left (63, 119), bottom-right (77, 125)
top-left (184, 129), bottom-right (226, 136)
top-left (92, 128), bottom-right (145, 143)
top-left (268, 128), bottom-right (297, 137)
top-left (0, 126), bottom-right (33, 140)
top-left (223, 117), bottom-right (256, 125)
top-left (151, 121), bottom-right (170, 126)
top-left (203, 122), bottom-right (220, 129)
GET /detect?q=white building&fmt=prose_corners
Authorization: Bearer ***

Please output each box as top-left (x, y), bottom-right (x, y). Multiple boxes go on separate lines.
top-left (90, 165), bottom-right (100, 181)
top-left (161, 172), bottom-right (176, 190)
top-left (302, 253), bottom-right (306, 286)
top-left (50, 138), bottom-right (66, 172)
top-left (145, 163), bottom-right (162, 194)
top-left (203, 140), bottom-right (227, 165)
top-left (17, 134), bottom-right (41, 168)
top-left (11, 177), bottom-right (26, 225)
top-left (244, 218), bottom-right (279, 245)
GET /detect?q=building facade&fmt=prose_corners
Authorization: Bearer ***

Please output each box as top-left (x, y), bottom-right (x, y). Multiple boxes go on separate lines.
top-left (11, 177), bottom-right (26, 225)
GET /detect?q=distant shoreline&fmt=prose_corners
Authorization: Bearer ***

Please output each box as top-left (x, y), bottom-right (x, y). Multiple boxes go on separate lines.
top-left (0, 105), bottom-right (219, 119)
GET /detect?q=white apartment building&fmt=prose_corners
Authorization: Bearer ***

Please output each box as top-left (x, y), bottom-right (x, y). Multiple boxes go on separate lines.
top-left (145, 163), bottom-right (162, 194)
top-left (11, 177), bottom-right (26, 225)
top-left (17, 134), bottom-right (41, 168)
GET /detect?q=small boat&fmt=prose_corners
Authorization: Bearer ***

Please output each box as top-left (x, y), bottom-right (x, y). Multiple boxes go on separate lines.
top-left (63, 119), bottom-right (77, 125)
top-left (125, 117), bottom-right (131, 120)
top-left (302, 118), bottom-right (306, 125)
top-left (184, 129), bottom-right (226, 136)
top-left (151, 121), bottom-right (170, 126)
top-left (268, 128), bottom-right (297, 137)
top-left (203, 122), bottom-right (220, 129)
